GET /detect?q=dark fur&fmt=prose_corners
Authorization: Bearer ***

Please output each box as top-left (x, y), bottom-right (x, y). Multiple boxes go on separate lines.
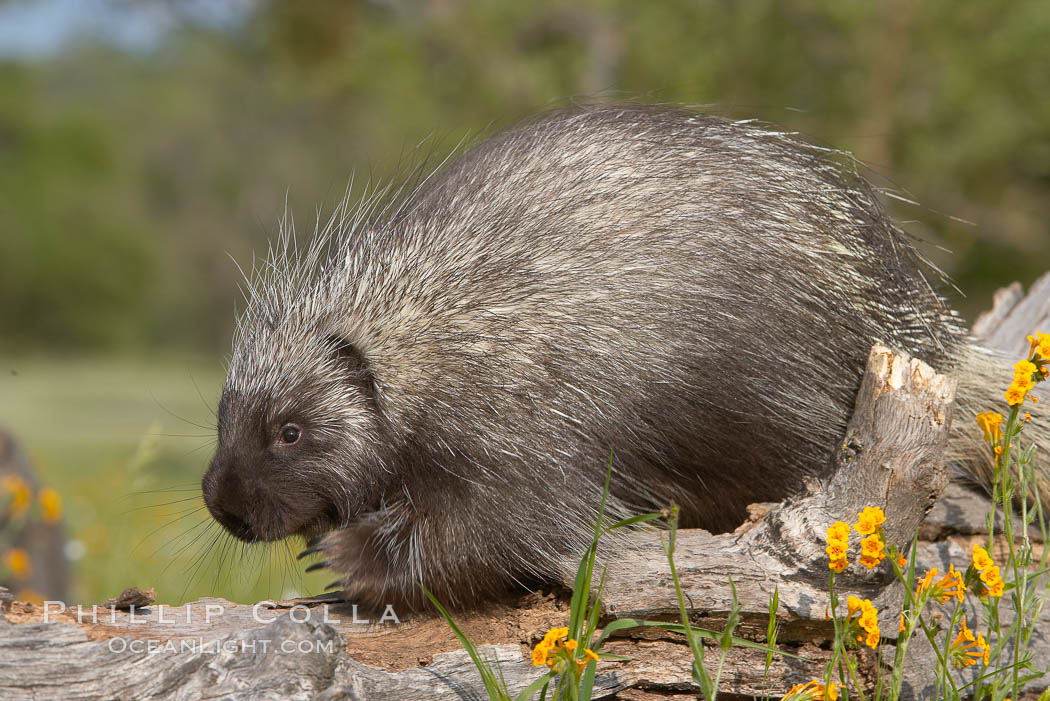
top-left (203, 104), bottom-right (989, 609)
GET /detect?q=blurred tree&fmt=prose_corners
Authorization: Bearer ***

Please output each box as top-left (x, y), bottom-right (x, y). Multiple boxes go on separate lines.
top-left (0, 63), bottom-right (153, 350)
top-left (0, 0), bottom-right (1047, 353)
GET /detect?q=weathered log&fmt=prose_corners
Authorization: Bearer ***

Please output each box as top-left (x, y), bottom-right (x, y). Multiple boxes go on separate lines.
top-left (972, 271), bottom-right (1050, 357)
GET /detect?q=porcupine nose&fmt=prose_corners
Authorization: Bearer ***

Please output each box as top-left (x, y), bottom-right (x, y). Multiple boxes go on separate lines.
top-left (202, 457), bottom-right (256, 541)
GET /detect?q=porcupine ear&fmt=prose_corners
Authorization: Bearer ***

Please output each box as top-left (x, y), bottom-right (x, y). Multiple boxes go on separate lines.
top-left (326, 334), bottom-right (377, 397)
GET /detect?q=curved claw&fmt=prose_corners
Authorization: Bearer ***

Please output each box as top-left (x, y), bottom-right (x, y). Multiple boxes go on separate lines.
top-left (324, 579), bottom-right (344, 592)
top-left (297, 545), bottom-right (323, 561)
top-left (304, 561), bottom-right (329, 573)
top-left (305, 535), bottom-right (323, 548)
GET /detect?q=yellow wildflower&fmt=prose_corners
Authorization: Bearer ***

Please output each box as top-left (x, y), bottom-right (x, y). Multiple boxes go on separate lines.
top-left (865, 629), bottom-right (880, 648)
top-left (853, 506), bottom-right (886, 536)
top-left (979, 569), bottom-right (1005, 598)
top-left (38, 487), bottom-right (62, 524)
top-left (532, 627), bottom-right (597, 675)
top-left (2, 548), bottom-right (31, 579)
top-left (843, 596), bottom-right (880, 650)
top-left (859, 536), bottom-right (882, 555)
top-left (858, 534), bottom-right (886, 569)
top-left (972, 544), bottom-right (993, 571)
top-left (1014, 359), bottom-right (1037, 378)
top-left (825, 542), bottom-right (847, 559)
top-left (916, 568), bottom-right (938, 596)
top-left (576, 647), bottom-right (600, 673)
top-left (934, 565), bottom-right (966, 603)
top-left (979, 565), bottom-right (1001, 587)
top-left (1005, 383), bottom-right (1027, 406)
top-left (828, 557), bottom-right (848, 574)
top-left (950, 619), bottom-right (990, 668)
top-left (1034, 331), bottom-right (1050, 360)
top-left (896, 554), bottom-right (906, 568)
top-left (545, 627), bottom-right (568, 643)
top-left (782, 680), bottom-right (839, 700)
top-left (1, 474), bottom-right (32, 518)
top-left (971, 546), bottom-right (1005, 599)
top-left (826, 521), bottom-right (851, 573)
top-left (917, 563), bottom-right (968, 604)
top-left (976, 411), bottom-right (1005, 443)
top-left (1014, 374), bottom-right (1035, 392)
top-left (531, 641), bottom-right (551, 666)
top-left (826, 521), bottom-right (850, 542)
top-left (858, 606), bottom-right (878, 631)
top-left (532, 627), bottom-right (568, 666)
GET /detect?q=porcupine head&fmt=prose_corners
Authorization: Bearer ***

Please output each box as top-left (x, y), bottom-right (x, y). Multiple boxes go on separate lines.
top-left (198, 207), bottom-right (576, 613)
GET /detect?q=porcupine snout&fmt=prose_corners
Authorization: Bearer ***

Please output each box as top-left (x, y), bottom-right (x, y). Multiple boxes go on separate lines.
top-left (202, 449), bottom-right (257, 541)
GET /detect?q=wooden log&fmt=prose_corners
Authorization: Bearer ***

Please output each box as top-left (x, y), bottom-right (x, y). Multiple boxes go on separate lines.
top-left (972, 271), bottom-right (1050, 357)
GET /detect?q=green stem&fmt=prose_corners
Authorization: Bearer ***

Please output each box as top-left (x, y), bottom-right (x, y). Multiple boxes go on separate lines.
top-left (889, 614), bottom-right (919, 701)
top-left (664, 506), bottom-right (714, 698)
top-left (1000, 405), bottom-right (1021, 697)
top-left (917, 615), bottom-right (959, 699)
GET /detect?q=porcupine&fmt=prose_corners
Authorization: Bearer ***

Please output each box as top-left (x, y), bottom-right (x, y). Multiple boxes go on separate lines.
top-left (201, 103), bottom-right (1044, 610)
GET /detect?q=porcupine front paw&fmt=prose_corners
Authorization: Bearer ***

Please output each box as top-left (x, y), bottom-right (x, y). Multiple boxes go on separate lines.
top-left (297, 497), bottom-right (521, 612)
top-left (297, 511), bottom-right (427, 613)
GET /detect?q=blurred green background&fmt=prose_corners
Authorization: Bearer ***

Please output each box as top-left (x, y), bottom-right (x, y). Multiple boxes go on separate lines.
top-left (1, 0), bottom-right (1048, 605)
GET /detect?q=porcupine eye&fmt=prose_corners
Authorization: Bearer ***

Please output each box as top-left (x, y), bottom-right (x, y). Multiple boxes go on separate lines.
top-left (279, 424), bottom-right (301, 445)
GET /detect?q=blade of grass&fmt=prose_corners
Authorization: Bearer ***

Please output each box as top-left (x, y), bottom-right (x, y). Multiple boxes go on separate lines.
top-left (513, 673), bottom-right (554, 701)
top-left (424, 587), bottom-right (512, 701)
top-left (569, 453), bottom-right (614, 641)
top-left (607, 512), bottom-right (663, 530)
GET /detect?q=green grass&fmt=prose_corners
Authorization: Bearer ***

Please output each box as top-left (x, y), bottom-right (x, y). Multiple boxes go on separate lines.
top-left (0, 354), bottom-right (332, 605)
